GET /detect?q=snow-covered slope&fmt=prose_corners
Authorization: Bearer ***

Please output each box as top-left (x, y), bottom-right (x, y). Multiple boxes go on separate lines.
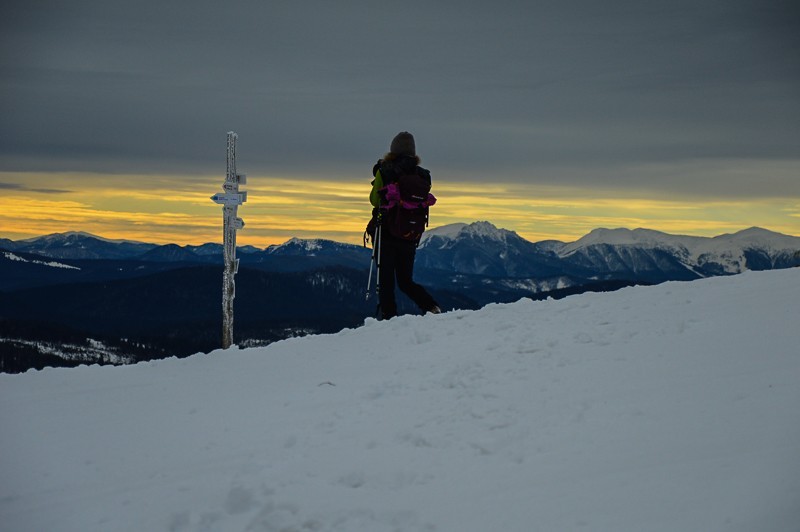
top-left (1, 251), bottom-right (80, 270)
top-left (1, 269), bottom-right (799, 531)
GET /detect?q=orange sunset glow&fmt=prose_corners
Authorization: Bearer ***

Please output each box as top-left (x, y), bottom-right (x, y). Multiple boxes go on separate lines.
top-left (2, 171), bottom-right (798, 246)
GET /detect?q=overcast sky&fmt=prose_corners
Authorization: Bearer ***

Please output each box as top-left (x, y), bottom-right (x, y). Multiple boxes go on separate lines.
top-left (0, 0), bottom-right (799, 244)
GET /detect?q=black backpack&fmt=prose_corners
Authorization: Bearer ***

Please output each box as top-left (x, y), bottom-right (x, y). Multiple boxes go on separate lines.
top-left (376, 159), bottom-right (436, 243)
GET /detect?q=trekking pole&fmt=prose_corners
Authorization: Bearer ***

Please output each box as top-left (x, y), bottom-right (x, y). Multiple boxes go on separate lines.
top-left (365, 233), bottom-right (375, 300)
top-left (365, 224), bottom-right (381, 300)
top-left (374, 224), bottom-right (382, 316)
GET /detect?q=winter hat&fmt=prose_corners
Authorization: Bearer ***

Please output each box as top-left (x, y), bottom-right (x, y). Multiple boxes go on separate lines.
top-left (390, 131), bottom-right (416, 157)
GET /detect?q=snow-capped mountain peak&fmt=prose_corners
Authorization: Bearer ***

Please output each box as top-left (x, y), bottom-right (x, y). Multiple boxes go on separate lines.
top-left (420, 221), bottom-right (519, 248)
top-left (9, 231), bottom-right (158, 259)
top-left (558, 227), bottom-right (701, 256)
top-left (714, 227), bottom-right (800, 250)
top-left (268, 237), bottom-right (324, 253)
top-left (557, 226), bottom-right (800, 277)
top-left (265, 237), bottom-right (366, 257)
top-left (18, 231), bottom-right (98, 243)
top-left (561, 226), bottom-right (800, 256)
top-left (417, 221), bottom-right (568, 278)
top-left (20, 231), bottom-right (147, 245)
top-left (420, 222), bottom-right (468, 241)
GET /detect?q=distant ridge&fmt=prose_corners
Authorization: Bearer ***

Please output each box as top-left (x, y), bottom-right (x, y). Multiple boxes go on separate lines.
top-left (6, 223), bottom-right (798, 256)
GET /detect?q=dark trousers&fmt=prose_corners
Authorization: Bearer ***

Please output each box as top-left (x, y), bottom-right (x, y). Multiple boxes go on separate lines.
top-left (378, 234), bottom-right (438, 319)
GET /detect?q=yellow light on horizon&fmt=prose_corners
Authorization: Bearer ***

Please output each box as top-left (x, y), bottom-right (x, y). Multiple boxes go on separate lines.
top-left (1, 171), bottom-right (798, 246)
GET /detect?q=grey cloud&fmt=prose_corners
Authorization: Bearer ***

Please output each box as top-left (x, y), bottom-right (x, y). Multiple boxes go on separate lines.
top-left (0, 182), bottom-right (72, 194)
top-left (1, 0), bottom-right (798, 198)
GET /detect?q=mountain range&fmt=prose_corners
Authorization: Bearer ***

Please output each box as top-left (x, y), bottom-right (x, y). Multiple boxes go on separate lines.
top-left (419, 221), bottom-right (800, 279)
top-left (2, 222), bottom-right (799, 372)
top-left (5, 223), bottom-right (799, 280)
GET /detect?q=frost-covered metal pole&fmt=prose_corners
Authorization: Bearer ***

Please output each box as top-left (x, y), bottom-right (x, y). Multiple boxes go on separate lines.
top-left (211, 132), bottom-right (246, 349)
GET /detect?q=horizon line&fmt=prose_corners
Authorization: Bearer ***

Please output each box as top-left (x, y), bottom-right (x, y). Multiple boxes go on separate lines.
top-left (4, 222), bottom-right (794, 249)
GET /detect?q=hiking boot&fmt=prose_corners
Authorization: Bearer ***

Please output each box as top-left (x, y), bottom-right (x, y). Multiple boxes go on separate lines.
top-left (427, 305), bottom-right (442, 315)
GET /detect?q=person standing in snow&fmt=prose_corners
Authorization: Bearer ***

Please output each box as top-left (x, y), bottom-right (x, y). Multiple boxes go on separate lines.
top-left (369, 131), bottom-right (441, 320)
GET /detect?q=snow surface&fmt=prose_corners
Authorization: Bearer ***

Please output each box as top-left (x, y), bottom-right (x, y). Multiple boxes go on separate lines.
top-left (2, 269), bottom-right (799, 531)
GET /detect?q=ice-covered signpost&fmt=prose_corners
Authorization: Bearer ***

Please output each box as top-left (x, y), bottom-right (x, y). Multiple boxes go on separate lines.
top-left (211, 132), bottom-right (246, 349)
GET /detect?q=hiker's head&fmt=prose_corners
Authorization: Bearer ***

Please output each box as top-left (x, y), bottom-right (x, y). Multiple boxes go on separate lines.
top-left (390, 131), bottom-right (416, 157)
top-left (385, 131), bottom-right (420, 164)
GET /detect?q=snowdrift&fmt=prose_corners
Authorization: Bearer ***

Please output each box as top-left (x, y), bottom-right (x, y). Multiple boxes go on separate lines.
top-left (2, 269), bottom-right (799, 531)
